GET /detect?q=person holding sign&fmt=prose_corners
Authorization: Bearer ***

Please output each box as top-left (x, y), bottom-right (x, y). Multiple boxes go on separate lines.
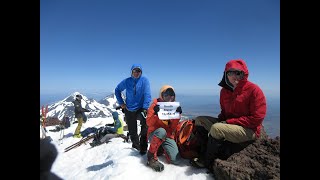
top-left (146, 85), bottom-right (183, 172)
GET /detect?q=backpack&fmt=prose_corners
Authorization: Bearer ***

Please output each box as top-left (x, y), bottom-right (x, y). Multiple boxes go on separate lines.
top-left (174, 119), bottom-right (202, 159)
top-left (62, 116), bottom-right (71, 128)
top-left (80, 127), bottom-right (98, 137)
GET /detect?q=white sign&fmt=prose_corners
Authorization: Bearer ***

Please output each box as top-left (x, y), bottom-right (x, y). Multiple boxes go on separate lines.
top-left (156, 102), bottom-right (180, 120)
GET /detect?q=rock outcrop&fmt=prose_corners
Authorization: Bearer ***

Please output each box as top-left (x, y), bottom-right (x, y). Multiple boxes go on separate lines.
top-left (212, 129), bottom-right (280, 180)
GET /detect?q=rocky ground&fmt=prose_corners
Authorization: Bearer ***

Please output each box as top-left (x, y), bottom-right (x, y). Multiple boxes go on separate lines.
top-left (212, 128), bottom-right (280, 180)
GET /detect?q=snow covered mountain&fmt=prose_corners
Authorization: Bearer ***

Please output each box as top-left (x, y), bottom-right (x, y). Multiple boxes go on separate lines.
top-left (40, 92), bottom-right (123, 121)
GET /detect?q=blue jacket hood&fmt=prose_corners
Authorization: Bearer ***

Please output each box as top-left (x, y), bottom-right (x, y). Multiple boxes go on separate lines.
top-left (131, 64), bottom-right (143, 73)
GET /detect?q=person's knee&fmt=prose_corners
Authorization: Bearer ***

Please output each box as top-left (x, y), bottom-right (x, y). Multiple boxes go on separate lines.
top-left (154, 128), bottom-right (166, 139)
top-left (194, 116), bottom-right (205, 126)
top-left (210, 123), bottom-right (225, 139)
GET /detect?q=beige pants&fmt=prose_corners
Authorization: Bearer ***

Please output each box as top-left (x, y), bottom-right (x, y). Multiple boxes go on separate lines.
top-left (194, 116), bottom-right (256, 143)
top-left (74, 117), bottom-right (83, 135)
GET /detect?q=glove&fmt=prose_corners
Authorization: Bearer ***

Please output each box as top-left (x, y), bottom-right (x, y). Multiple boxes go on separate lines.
top-left (176, 106), bottom-right (182, 114)
top-left (115, 106), bottom-right (121, 110)
top-left (153, 105), bottom-right (160, 115)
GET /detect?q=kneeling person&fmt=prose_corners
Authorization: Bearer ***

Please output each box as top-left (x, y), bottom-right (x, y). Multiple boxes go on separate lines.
top-left (146, 85), bottom-right (182, 172)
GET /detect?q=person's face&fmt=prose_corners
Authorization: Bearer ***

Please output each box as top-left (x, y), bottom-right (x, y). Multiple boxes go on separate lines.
top-left (226, 69), bottom-right (244, 87)
top-left (132, 68), bottom-right (141, 78)
top-left (162, 90), bottom-right (175, 102)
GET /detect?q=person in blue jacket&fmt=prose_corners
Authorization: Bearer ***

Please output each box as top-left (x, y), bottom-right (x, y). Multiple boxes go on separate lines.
top-left (115, 63), bottom-right (152, 155)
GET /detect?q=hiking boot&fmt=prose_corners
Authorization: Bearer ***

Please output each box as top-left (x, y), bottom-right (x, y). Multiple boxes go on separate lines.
top-left (190, 157), bottom-right (206, 168)
top-left (73, 134), bottom-right (82, 138)
top-left (140, 149), bottom-right (147, 155)
top-left (90, 140), bottom-right (101, 147)
top-left (147, 152), bottom-right (164, 172)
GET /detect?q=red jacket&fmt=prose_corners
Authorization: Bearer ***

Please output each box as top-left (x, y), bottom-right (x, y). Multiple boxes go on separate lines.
top-left (218, 59), bottom-right (267, 138)
top-left (147, 98), bottom-right (180, 140)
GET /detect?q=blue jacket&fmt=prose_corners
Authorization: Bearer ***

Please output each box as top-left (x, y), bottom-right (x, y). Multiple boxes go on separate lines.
top-left (115, 64), bottom-right (151, 111)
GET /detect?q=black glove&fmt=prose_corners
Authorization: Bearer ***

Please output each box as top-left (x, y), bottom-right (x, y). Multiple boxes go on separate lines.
top-left (153, 105), bottom-right (160, 115)
top-left (115, 106), bottom-right (121, 110)
top-left (176, 106), bottom-right (182, 114)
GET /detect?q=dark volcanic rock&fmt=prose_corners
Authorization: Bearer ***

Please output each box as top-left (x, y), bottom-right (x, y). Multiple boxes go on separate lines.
top-left (212, 132), bottom-right (280, 180)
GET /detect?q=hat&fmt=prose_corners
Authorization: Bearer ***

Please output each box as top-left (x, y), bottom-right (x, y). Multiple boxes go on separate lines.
top-left (76, 94), bottom-right (82, 100)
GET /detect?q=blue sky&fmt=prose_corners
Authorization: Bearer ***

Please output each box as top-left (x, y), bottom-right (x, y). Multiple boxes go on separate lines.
top-left (40, 0), bottom-right (280, 100)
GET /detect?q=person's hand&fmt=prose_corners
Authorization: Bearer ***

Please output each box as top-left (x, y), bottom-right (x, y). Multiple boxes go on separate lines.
top-left (176, 106), bottom-right (182, 114)
top-left (142, 109), bottom-right (148, 118)
top-left (153, 105), bottom-right (160, 115)
top-left (121, 104), bottom-right (126, 109)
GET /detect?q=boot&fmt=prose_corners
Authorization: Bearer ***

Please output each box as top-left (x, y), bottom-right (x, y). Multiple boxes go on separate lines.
top-left (90, 140), bottom-right (101, 147)
top-left (147, 152), bottom-right (164, 172)
top-left (147, 135), bottom-right (164, 171)
top-left (190, 136), bottom-right (221, 169)
top-left (204, 136), bottom-right (222, 169)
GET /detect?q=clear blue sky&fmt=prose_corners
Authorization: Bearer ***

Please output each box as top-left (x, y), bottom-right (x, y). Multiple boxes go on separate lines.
top-left (40, 0), bottom-right (280, 100)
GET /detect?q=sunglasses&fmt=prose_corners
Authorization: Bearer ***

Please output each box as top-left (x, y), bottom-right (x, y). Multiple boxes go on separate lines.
top-left (132, 69), bottom-right (141, 73)
top-left (227, 70), bottom-right (243, 77)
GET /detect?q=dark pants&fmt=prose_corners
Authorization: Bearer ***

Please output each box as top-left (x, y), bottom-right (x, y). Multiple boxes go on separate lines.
top-left (125, 109), bottom-right (148, 151)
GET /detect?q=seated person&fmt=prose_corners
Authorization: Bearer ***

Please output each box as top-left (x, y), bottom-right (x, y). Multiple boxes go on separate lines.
top-left (90, 111), bottom-right (128, 147)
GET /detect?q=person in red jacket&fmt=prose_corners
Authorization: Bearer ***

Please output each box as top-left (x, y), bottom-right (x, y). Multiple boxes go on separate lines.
top-left (191, 59), bottom-right (267, 170)
top-left (146, 85), bottom-right (182, 172)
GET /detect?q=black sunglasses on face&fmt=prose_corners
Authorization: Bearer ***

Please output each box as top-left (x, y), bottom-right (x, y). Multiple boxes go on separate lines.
top-left (132, 69), bottom-right (141, 73)
top-left (227, 70), bottom-right (243, 76)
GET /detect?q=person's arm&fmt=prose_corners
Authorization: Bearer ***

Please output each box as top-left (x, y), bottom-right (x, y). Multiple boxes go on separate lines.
top-left (218, 90), bottom-right (226, 121)
top-left (142, 78), bottom-right (152, 110)
top-left (115, 79), bottom-right (126, 106)
top-left (146, 99), bottom-right (158, 128)
top-left (82, 108), bottom-right (90, 112)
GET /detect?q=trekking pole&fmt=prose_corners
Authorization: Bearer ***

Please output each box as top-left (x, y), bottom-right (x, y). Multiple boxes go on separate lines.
top-left (59, 126), bottom-right (64, 144)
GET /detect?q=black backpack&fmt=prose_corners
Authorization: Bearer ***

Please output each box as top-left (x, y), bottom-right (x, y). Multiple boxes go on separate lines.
top-left (62, 117), bottom-right (71, 128)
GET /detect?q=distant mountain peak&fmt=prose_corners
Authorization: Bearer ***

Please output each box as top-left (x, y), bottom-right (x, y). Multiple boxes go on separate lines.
top-left (40, 92), bottom-right (123, 121)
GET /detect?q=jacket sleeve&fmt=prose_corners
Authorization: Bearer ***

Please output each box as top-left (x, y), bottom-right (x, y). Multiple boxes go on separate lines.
top-left (82, 108), bottom-right (90, 112)
top-left (142, 78), bottom-right (152, 110)
top-left (218, 90), bottom-right (226, 121)
top-left (147, 99), bottom-right (158, 128)
top-left (226, 87), bottom-right (267, 129)
top-left (115, 79), bottom-right (126, 105)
